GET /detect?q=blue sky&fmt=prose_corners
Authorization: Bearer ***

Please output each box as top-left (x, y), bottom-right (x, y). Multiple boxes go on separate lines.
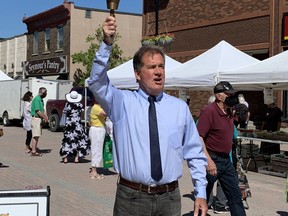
top-left (0, 0), bottom-right (142, 38)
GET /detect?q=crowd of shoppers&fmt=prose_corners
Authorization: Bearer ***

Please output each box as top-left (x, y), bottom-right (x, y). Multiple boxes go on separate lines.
top-left (13, 15), bottom-right (287, 216)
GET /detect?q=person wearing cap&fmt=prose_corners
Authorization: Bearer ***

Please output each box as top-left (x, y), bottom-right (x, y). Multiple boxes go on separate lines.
top-left (59, 91), bottom-right (90, 163)
top-left (88, 16), bottom-right (208, 216)
top-left (197, 81), bottom-right (246, 216)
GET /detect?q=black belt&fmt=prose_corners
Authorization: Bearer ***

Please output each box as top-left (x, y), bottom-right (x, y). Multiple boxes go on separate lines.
top-left (119, 177), bottom-right (178, 194)
top-left (207, 149), bottom-right (229, 159)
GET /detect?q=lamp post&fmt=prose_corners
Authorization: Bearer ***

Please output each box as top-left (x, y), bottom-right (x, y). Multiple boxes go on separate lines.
top-left (106, 0), bottom-right (120, 17)
top-left (154, 0), bottom-right (159, 36)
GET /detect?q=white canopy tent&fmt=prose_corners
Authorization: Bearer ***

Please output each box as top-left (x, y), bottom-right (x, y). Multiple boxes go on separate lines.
top-left (164, 40), bottom-right (260, 90)
top-left (0, 70), bottom-right (13, 80)
top-left (107, 55), bottom-right (182, 89)
top-left (221, 50), bottom-right (288, 90)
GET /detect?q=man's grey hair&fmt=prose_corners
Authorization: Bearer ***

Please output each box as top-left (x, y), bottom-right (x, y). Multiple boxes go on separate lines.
top-left (207, 95), bottom-right (216, 104)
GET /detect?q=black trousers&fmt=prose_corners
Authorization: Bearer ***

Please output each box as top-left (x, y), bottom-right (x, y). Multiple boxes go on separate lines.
top-left (25, 130), bottom-right (32, 146)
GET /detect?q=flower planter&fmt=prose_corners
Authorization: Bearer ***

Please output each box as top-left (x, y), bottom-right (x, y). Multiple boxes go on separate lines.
top-left (141, 33), bottom-right (175, 47)
top-left (158, 37), bottom-right (173, 46)
top-left (141, 40), bottom-right (155, 46)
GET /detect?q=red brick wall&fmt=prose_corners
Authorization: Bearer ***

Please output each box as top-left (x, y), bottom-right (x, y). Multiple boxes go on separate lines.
top-left (144, 0), bottom-right (269, 33)
top-left (145, 0), bottom-right (287, 123)
top-left (143, 0), bottom-right (271, 60)
top-left (167, 17), bottom-right (270, 55)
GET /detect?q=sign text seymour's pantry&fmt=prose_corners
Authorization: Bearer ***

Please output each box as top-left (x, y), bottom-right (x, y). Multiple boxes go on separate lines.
top-left (24, 56), bottom-right (67, 76)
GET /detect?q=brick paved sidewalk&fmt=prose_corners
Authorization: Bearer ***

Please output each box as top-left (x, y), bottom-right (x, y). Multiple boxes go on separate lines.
top-left (0, 126), bottom-right (287, 215)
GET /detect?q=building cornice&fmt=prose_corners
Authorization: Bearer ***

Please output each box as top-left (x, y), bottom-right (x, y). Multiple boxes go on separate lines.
top-left (22, 2), bottom-right (72, 33)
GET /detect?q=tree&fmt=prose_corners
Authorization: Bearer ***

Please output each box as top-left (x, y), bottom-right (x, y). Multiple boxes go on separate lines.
top-left (72, 26), bottom-right (130, 86)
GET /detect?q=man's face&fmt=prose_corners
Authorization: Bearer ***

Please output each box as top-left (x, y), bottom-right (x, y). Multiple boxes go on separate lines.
top-left (134, 53), bottom-right (165, 96)
top-left (41, 91), bottom-right (47, 98)
top-left (216, 92), bottom-right (228, 103)
top-left (216, 92), bottom-right (236, 107)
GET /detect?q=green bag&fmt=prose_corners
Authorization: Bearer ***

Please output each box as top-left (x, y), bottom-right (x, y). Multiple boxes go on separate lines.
top-left (103, 134), bottom-right (113, 168)
top-left (286, 176), bottom-right (288, 202)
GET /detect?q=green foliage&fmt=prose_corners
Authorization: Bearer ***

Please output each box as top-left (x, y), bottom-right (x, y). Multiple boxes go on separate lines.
top-left (72, 26), bottom-right (130, 86)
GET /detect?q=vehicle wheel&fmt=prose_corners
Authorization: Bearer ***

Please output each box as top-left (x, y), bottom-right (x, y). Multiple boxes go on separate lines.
top-left (49, 114), bottom-right (60, 132)
top-left (2, 112), bottom-right (10, 126)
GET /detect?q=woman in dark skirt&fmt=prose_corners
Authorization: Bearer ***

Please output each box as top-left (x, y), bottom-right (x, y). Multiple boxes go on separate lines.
top-left (60, 91), bottom-right (90, 163)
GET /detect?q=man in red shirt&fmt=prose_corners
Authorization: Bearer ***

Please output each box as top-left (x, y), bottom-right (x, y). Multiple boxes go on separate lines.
top-left (197, 81), bottom-right (246, 216)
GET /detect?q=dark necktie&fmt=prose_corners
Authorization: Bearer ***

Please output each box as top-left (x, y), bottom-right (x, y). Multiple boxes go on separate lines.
top-left (148, 96), bottom-right (163, 181)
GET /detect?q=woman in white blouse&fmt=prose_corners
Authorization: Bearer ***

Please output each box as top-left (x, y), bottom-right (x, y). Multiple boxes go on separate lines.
top-left (22, 91), bottom-right (33, 153)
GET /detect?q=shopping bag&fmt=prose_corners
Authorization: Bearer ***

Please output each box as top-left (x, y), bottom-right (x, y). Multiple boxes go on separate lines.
top-left (103, 134), bottom-right (113, 168)
top-left (59, 103), bottom-right (68, 128)
top-left (286, 176), bottom-right (288, 202)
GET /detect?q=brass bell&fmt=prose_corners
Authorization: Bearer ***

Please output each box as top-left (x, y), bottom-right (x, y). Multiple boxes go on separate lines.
top-left (106, 0), bottom-right (120, 17)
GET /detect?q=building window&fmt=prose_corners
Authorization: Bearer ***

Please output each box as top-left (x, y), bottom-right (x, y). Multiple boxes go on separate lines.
top-left (57, 25), bottom-right (64, 49)
top-left (33, 32), bottom-right (38, 54)
top-left (45, 28), bottom-right (50, 51)
top-left (85, 10), bottom-right (91, 18)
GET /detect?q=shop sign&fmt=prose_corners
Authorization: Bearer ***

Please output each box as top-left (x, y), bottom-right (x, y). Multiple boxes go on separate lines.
top-left (24, 56), bottom-right (67, 76)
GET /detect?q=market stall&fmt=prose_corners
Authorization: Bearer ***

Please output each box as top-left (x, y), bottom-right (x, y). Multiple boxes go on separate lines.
top-left (238, 129), bottom-right (288, 175)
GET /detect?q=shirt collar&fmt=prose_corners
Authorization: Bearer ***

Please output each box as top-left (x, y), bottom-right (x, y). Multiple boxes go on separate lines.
top-left (137, 88), bottom-right (163, 102)
top-left (213, 102), bottom-right (227, 116)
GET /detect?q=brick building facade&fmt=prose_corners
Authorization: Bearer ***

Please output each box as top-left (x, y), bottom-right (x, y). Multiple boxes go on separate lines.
top-left (23, 1), bottom-right (142, 82)
top-left (143, 0), bottom-right (288, 125)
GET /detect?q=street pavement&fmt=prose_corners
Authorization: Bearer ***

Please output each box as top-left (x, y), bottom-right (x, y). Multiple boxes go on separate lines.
top-left (0, 126), bottom-right (288, 215)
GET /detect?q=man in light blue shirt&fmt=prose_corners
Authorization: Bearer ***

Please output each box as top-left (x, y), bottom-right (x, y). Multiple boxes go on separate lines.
top-left (88, 16), bottom-right (208, 216)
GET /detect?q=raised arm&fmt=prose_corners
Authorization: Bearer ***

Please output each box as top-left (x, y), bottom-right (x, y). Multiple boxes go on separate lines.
top-left (87, 16), bottom-right (118, 115)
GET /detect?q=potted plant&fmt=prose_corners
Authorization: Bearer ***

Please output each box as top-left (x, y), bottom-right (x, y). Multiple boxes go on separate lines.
top-left (141, 36), bottom-right (157, 46)
top-left (157, 33), bottom-right (175, 46)
top-left (141, 33), bottom-right (175, 46)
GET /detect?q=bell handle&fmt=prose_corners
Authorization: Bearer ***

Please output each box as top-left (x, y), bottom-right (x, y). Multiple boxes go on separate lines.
top-left (110, 9), bottom-right (115, 17)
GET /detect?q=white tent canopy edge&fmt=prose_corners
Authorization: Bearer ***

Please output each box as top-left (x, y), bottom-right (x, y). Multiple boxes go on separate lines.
top-left (107, 55), bottom-right (182, 89)
top-left (222, 50), bottom-right (288, 90)
top-left (164, 40), bottom-right (260, 90)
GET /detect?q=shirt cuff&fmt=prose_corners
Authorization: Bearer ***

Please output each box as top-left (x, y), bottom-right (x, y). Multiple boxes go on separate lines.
top-left (194, 186), bottom-right (207, 200)
top-left (99, 41), bottom-right (112, 56)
